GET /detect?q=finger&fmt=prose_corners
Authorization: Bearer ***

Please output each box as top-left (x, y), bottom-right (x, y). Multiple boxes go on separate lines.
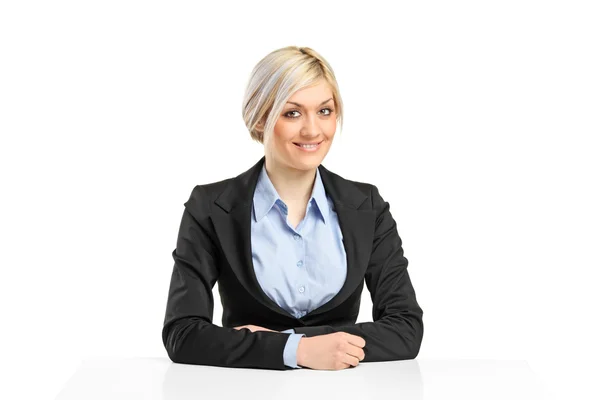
top-left (348, 346), bottom-right (365, 361)
top-left (342, 342), bottom-right (365, 361)
top-left (345, 334), bottom-right (366, 348)
top-left (342, 353), bottom-right (360, 368)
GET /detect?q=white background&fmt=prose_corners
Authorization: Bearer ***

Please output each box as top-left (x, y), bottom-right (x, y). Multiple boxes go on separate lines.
top-left (1, 1), bottom-right (598, 399)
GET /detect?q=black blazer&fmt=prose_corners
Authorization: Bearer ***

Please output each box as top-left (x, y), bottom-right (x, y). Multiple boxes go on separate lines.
top-left (162, 156), bottom-right (424, 370)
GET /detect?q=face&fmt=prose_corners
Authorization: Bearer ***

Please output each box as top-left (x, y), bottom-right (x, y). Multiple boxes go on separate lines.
top-left (265, 79), bottom-right (337, 172)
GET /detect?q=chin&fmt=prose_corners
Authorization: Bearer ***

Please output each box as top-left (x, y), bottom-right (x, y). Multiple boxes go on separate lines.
top-left (291, 158), bottom-right (324, 170)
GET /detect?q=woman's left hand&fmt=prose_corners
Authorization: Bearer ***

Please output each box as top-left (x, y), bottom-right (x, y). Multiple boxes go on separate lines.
top-left (233, 324), bottom-right (277, 333)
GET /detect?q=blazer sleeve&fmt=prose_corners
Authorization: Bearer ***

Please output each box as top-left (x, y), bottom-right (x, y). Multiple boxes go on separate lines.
top-left (161, 186), bottom-right (292, 370)
top-left (293, 184), bottom-right (424, 361)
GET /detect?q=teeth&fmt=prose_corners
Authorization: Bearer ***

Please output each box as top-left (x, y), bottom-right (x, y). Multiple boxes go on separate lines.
top-left (299, 143), bottom-right (318, 148)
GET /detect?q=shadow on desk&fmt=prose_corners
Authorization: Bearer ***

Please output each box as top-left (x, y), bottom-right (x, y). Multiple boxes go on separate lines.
top-left (162, 359), bottom-right (424, 399)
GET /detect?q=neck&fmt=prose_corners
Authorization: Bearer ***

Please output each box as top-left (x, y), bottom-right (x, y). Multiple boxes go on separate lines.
top-left (264, 155), bottom-right (316, 206)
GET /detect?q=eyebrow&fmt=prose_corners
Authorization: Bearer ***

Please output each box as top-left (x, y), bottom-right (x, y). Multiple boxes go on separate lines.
top-left (285, 97), bottom-right (333, 108)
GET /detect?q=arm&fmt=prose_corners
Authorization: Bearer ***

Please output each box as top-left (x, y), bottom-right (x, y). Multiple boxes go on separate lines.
top-left (162, 186), bottom-right (292, 370)
top-left (293, 185), bottom-right (424, 362)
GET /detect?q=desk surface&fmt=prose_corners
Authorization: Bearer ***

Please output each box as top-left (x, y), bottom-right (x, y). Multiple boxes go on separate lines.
top-left (55, 357), bottom-right (548, 400)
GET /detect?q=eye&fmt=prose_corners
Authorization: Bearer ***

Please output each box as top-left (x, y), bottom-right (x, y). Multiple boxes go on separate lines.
top-left (284, 108), bottom-right (334, 119)
top-left (284, 110), bottom-right (301, 118)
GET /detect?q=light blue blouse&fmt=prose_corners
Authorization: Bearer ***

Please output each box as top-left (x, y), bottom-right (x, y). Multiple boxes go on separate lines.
top-left (251, 163), bottom-right (348, 368)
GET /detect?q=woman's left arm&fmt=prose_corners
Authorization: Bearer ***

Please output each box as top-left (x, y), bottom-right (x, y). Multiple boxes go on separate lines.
top-left (293, 185), bottom-right (424, 362)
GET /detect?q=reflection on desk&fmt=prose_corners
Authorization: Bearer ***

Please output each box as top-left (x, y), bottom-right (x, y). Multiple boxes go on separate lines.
top-left (55, 357), bottom-right (548, 400)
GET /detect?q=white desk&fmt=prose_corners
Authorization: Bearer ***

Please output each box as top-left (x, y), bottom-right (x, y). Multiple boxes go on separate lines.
top-left (55, 357), bottom-right (548, 399)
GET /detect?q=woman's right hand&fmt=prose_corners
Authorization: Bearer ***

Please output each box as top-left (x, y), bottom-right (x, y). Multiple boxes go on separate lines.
top-left (296, 332), bottom-right (366, 370)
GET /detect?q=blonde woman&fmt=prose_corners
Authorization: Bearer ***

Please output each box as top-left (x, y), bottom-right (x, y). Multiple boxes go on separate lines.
top-left (162, 46), bottom-right (424, 371)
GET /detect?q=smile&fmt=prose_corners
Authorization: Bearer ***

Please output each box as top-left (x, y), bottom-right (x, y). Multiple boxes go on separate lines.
top-left (293, 141), bottom-right (323, 152)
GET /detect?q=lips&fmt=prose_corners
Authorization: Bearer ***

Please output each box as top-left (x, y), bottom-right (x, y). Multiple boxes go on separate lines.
top-left (293, 140), bottom-right (323, 146)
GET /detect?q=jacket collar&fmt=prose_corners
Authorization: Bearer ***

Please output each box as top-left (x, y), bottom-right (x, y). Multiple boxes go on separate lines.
top-left (212, 156), bottom-right (375, 324)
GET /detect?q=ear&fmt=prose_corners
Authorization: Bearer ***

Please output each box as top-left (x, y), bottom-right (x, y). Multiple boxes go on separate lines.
top-left (255, 119), bottom-right (265, 132)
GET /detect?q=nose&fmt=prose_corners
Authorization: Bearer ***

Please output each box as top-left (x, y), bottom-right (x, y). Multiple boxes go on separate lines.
top-left (300, 113), bottom-right (321, 138)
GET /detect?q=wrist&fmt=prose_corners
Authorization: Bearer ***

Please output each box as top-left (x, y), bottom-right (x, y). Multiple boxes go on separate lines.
top-left (297, 337), bottom-right (308, 366)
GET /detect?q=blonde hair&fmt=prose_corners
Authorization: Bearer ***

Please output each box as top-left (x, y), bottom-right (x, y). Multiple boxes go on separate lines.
top-left (242, 46), bottom-right (344, 146)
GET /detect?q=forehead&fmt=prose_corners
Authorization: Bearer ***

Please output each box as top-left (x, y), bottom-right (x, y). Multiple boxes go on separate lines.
top-left (287, 80), bottom-right (333, 106)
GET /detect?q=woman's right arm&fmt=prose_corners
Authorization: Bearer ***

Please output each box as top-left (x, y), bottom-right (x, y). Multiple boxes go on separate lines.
top-left (162, 186), bottom-right (291, 370)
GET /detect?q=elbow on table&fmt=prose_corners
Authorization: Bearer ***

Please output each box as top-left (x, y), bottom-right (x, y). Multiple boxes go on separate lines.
top-left (162, 318), bottom-right (198, 365)
top-left (163, 326), bottom-right (183, 364)
top-left (407, 319), bottom-right (424, 360)
top-left (391, 336), bottom-right (422, 361)
top-left (393, 317), bottom-right (424, 361)
top-left (164, 338), bottom-right (185, 364)
top-left (406, 316), bottom-right (424, 360)
top-left (165, 345), bottom-right (183, 364)
top-left (408, 337), bottom-right (422, 360)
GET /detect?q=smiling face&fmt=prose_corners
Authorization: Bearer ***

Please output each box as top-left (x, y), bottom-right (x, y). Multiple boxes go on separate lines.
top-left (265, 79), bottom-right (337, 172)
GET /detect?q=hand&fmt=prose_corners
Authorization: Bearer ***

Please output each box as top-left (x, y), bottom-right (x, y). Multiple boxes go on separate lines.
top-left (297, 332), bottom-right (366, 370)
top-left (233, 324), bottom-right (277, 333)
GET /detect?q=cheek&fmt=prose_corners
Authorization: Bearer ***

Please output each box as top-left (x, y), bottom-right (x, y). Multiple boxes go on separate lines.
top-left (273, 123), bottom-right (296, 142)
top-left (326, 117), bottom-right (337, 131)
top-left (269, 129), bottom-right (293, 154)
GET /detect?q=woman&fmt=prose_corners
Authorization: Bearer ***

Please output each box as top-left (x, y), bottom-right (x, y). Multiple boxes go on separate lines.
top-left (162, 46), bottom-right (424, 371)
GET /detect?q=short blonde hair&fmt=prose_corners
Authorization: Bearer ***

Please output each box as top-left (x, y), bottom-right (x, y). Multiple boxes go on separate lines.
top-left (242, 46), bottom-right (344, 145)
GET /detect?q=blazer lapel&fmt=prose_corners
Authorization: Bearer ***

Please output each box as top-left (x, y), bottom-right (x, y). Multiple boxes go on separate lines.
top-left (212, 156), bottom-right (376, 322)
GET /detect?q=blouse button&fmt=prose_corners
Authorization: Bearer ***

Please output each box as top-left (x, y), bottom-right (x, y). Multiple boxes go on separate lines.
top-left (298, 286), bottom-right (305, 293)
